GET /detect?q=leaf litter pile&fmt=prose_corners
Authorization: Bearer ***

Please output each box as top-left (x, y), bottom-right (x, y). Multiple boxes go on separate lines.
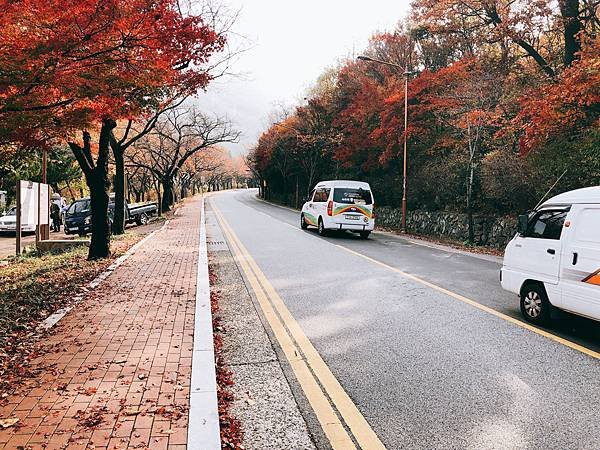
top-left (0, 233), bottom-right (142, 401)
top-left (210, 266), bottom-right (244, 449)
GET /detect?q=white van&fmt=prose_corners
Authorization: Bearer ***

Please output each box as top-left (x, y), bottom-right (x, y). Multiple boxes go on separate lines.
top-left (501, 186), bottom-right (600, 324)
top-left (301, 180), bottom-right (375, 239)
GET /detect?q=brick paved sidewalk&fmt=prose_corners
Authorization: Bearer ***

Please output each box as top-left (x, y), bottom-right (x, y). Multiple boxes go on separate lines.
top-left (0, 197), bottom-right (204, 450)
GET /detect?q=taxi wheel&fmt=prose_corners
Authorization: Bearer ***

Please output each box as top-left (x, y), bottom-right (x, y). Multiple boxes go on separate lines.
top-left (300, 214), bottom-right (308, 229)
top-left (360, 231), bottom-right (371, 240)
top-left (318, 218), bottom-right (327, 236)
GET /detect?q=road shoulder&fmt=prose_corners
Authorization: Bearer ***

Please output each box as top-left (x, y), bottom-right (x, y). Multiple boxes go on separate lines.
top-left (205, 205), bottom-right (316, 450)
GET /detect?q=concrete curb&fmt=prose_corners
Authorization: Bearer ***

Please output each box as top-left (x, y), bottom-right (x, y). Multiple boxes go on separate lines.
top-left (39, 220), bottom-right (169, 330)
top-left (187, 196), bottom-right (221, 449)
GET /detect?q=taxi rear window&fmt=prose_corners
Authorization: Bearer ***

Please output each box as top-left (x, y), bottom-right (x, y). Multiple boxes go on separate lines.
top-left (333, 188), bottom-right (372, 205)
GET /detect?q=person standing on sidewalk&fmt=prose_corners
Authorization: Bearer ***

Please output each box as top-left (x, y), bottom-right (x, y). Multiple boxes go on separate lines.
top-left (50, 202), bottom-right (61, 232)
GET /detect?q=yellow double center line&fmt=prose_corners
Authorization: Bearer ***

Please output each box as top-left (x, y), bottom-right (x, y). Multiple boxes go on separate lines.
top-left (211, 201), bottom-right (386, 450)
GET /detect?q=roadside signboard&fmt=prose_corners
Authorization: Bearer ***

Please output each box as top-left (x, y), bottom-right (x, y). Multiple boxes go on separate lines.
top-left (16, 180), bottom-right (50, 255)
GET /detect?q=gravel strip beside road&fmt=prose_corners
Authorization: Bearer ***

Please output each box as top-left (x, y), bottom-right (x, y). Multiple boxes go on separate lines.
top-left (206, 207), bottom-right (316, 450)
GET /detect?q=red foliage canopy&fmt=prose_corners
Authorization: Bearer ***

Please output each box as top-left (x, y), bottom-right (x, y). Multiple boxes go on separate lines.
top-left (517, 39), bottom-right (600, 154)
top-left (0, 0), bottom-right (225, 146)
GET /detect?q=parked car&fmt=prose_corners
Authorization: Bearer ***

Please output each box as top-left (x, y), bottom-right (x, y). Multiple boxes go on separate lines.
top-left (501, 186), bottom-right (600, 324)
top-left (64, 195), bottom-right (158, 236)
top-left (0, 206), bottom-right (36, 234)
top-left (301, 180), bottom-right (375, 239)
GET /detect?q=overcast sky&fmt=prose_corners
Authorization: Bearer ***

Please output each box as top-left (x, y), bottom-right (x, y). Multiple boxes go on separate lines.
top-left (196, 0), bottom-right (411, 156)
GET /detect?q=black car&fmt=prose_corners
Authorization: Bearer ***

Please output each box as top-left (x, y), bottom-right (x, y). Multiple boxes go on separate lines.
top-left (64, 195), bottom-right (158, 236)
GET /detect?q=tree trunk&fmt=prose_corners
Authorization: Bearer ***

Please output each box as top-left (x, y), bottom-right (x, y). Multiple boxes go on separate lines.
top-left (466, 160), bottom-right (475, 244)
top-left (89, 176), bottom-right (111, 259)
top-left (154, 178), bottom-right (162, 216)
top-left (559, 0), bottom-right (582, 67)
top-left (68, 119), bottom-right (115, 260)
top-left (112, 144), bottom-right (126, 235)
top-left (161, 176), bottom-right (174, 212)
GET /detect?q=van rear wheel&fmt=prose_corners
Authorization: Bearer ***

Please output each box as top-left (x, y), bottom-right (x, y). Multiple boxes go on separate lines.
top-left (318, 218), bottom-right (327, 236)
top-left (359, 231), bottom-right (371, 239)
top-left (520, 283), bottom-right (551, 325)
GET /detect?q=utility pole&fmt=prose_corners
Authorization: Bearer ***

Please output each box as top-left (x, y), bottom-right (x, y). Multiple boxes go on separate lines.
top-left (357, 55), bottom-right (413, 232)
top-left (402, 64), bottom-right (409, 233)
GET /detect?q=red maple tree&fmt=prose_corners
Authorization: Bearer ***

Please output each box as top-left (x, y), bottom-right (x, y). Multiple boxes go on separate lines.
top-left (0, 0), bottom-right (226, 258)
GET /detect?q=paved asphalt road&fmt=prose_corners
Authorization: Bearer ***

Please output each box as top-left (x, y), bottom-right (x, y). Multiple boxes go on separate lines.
top-left (0, 229), bottom-right (71, 259)
top-left (210, 189), bottom-right (599, 450)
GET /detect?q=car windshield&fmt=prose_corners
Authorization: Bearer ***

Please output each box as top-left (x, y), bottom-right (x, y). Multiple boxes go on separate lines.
top-left (67, 200), bottom-right (90, 214)
top-left (5, 207), bottom-right (16, 216)
top-left (333, 188), bottom-right (372, 205)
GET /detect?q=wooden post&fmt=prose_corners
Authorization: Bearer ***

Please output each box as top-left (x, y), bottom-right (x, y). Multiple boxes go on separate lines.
top-left (41, 150), bottom-right (50, 240)
top-left (44, 184), bottom-right (50, 240)
top-left (42, 149), bottom-right (47, 184)
top-left (16, 181), bottom-right (21, 256)
top-left (39, 183), bottom-right (50, 241)
top-left (36, 182), bottom-right (40, 247)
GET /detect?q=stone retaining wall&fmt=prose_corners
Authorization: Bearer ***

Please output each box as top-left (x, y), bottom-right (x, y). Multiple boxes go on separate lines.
top-left (376, 207), bottom-right (516, 248)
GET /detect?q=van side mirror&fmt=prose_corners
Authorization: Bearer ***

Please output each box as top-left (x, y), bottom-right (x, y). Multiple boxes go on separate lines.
top-left (517, 214), bottom-right (529, 235)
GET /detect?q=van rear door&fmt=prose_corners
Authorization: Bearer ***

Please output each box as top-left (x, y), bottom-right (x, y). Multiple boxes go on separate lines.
top-left (332, 187), bottom-right (373, 224)
top-left (560, 205), bottom-right (600, 320)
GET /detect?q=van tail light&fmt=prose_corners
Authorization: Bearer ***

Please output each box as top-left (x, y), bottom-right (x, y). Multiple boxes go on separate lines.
top-left (372, 203), bottom-right (375, 219)
top-left (327, 200), bottom-right (333, 216)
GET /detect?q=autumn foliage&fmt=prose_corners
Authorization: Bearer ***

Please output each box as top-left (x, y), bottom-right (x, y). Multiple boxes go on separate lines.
top-left (249, 1), bottom-right (599, 220)
top-left (517, 37), bottom-right (600, 153)
top-left (0, 0), bottom-right (224, 146)
top-left (1, 0), bottom-right (230, 258)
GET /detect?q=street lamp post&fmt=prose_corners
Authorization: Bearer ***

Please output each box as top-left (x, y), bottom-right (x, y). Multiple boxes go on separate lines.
top-left (357, 55), bottom-right (412, 233)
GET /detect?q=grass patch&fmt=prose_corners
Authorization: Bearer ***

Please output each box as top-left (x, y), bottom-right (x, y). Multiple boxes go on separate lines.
top-left (0, 233), bottom-right (140, 340)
